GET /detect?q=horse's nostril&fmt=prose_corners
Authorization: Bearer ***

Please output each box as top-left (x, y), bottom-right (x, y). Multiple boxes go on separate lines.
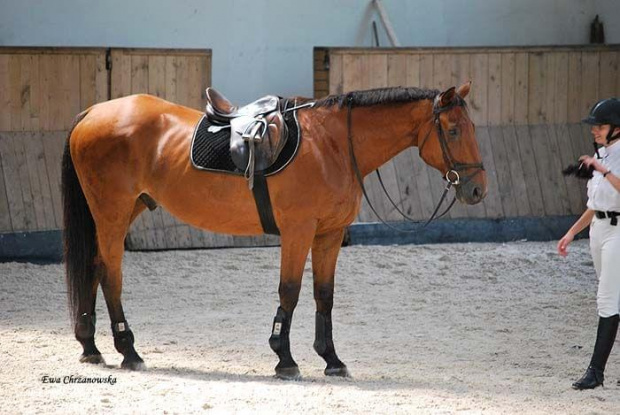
top-left (472, 186), bottom-right (482, 200)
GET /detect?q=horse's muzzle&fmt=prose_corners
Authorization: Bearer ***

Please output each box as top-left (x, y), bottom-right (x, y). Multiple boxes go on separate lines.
top-left (456, 181), bottom-right (486, 205)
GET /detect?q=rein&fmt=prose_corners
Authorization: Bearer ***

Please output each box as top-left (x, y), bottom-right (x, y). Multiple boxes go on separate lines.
top-left (346, 95), bottom-right (484, 233)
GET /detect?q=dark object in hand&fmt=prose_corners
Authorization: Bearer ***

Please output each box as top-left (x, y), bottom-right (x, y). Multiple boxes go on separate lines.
top-left (562, 163), bottom-right (594, 179)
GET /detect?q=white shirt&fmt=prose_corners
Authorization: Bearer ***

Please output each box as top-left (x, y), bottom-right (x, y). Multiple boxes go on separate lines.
top-left (587, 140), bottom-right (620, 212)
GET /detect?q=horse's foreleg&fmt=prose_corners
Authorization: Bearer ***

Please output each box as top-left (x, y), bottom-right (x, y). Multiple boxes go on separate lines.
top-left (96, 199), bottom-right (147, 371)
top-left (269, 222), bottom-right (316, 379)
top-left (311, 228), bottom-right (349, 377)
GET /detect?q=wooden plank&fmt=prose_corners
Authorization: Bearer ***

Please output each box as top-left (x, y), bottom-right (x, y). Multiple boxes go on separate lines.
top-left (148, 55), bottom-right (166, 98)
top-left (469, 54), bottom-right (488, 126)
top-left (452, 53), bottom-right (471, 89)
top-left (488, 126), bottom-right (517, 217)
top-left (48, 55), bottom-right (66, 131)
top-left (9, 55), bottom-right (22, 131)
top-left (418, 54), bottom-right (434, 90)
top-left (433, 53), bottom-right (452, 91)
top-left (0, 54), bottom-right (10, 130)
top-left (599, 51), bottom-right (618, 97)
top-left (18, 55), bottom-right (33, 131)
top-left (328, 52), bottom-right (343, 95)
top-left (552, 124), bottom-right (585, 215)
top-left (567, 123), bottom-right (590, 208)
top-left (554, 52), bottom-right (569, 124)
top-left (391, 150), bottom-right (424, 220)
top-left (544, 125), bottom-right (572, 215)
top-left (476, 127), bottom-right (503, 218)
top-left (187, 56), bottom-right (203, 110)
top-left (405, 54), bottom-right (421, 87)
top-left (164, 56), bottom-right (178, 103)
top-left (514, 53), bottom-right (529, 125)
top-left (159, 209), bottom-right (180, 249)
top-left (0, 147), bottom-right (12, 231)
top-left (387, 55), bottom-right (407, 88)
top-left (500, 53), bottom-right (516, 124)
top-left (12, 134), bottom-right (37, 230)
top-left (543, 53), bottom-right (557, 124)
top-left (527, 52), bottom-right (546, 124)
top-left (111, 50), bottom-right (131, 99)
top-left (487, 53), bottom-right (501, 126)
top-left (175, 55), bottom-right (190, 107)
top-left (0, 133), bottom-right (27, 230)
top-left (42, 132), bottom-right (65, 228)
top-left (95, 52), bottom-right (108, 103)
top-left (581, 51), bottom-right (600, 117)
top-left (65, 54), bottom-right (81, 129)
top-left (176, 223), bottom-right (194, 248)
top-left (529, 125), bottom-right (565, 215)
top-left (567, 52), bottom-right (582, 123)
top-left (498, 125), bottom-right (531, 216)
top-left (38, 54), bottom-right (52, 131)
top-left (23, 133), bottom-right (56, 229)
top-left (28, 54), bottom-right (41, 131)
top-left (80, 54), bottom-right (97, 110)
top-left (514, 125), bottom-right (545, 216)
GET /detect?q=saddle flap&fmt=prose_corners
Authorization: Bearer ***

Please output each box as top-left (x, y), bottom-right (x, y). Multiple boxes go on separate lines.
top-left (230, 111), bottom-right (287, 172)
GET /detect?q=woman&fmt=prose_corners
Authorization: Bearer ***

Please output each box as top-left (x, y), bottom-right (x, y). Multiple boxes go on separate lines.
top-left (558, 98), bottom-right (620, 390)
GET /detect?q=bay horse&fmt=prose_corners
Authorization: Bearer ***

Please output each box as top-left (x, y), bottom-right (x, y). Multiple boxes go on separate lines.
top-left (62, 82), bottom-right (487, 378)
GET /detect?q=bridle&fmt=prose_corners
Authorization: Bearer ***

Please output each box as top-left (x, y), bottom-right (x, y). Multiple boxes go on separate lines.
top-left (346, 94), bottom-right (485, 233)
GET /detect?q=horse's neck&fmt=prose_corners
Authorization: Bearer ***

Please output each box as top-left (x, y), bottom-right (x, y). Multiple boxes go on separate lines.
top-left (345, 100), bottom-right (432, 177)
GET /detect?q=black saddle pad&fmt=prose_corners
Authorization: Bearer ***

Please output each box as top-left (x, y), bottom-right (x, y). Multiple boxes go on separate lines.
top-left (190, 101), bottom-right (301, 176)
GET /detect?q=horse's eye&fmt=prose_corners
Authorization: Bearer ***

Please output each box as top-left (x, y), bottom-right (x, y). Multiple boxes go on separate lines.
top-left (449, 128), bottom-right (458, 137)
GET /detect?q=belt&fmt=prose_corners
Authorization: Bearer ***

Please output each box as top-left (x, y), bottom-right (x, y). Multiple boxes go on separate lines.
top-left (595, 210), bottom-right (620, 226)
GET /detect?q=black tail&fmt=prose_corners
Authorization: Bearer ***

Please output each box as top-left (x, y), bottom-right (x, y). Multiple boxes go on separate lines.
top-left (62, 111), bottom-right (98, 324)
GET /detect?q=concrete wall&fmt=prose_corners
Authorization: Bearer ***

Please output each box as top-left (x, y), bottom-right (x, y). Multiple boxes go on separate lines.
top-left (0, 0), bottom-right (617, 103)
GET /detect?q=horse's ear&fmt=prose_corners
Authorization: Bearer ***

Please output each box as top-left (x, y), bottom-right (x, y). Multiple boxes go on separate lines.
top-left (438, 87), bottom-right (457, 108)
top-left (456, 81), bottom-right (471, 99)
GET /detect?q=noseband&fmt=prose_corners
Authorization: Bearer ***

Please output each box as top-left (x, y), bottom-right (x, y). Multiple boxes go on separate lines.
top-left (346, 94), bottom-right (485, 233)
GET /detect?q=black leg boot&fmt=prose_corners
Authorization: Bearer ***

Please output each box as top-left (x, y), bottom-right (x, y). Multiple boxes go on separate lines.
top-left (269, 307), bottom-right (300, 379)
top-left (572, 314), bottom-right (619, 390)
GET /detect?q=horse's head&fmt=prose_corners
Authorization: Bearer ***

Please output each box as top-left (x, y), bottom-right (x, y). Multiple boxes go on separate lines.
top-left (417, 82), bottom-right (487, 205)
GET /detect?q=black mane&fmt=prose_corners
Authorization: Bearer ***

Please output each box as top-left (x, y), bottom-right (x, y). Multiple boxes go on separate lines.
top-left (313, 87), bottom-right (440, 109)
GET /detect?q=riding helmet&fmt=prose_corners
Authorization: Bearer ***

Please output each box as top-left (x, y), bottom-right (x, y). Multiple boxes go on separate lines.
top-left (582, 98), bottom-right (620, 126)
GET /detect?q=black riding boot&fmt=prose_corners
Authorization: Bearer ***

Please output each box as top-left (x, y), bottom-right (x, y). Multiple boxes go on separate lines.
top-left (572, 314), bottom-right (619, 390)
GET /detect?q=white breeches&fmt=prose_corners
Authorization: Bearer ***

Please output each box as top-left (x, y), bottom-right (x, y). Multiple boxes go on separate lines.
top-left (590, 216), bottom-right (620, 317)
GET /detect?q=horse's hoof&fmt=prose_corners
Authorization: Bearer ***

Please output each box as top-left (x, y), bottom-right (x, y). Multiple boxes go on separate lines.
top-left (325, 366), bottom-right (350, 377)
top-left (121, 360), bottom-right (147, 371)
top-left (274, 366), bottom-right (301, 380)
top-left (79, 353), bottom-right (106, 365)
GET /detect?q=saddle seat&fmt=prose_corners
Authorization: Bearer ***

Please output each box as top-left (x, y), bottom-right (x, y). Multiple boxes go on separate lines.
top-left (204, 87), bottom-right (287, 188)
top-left (206, 87), bottom-right (279, 122)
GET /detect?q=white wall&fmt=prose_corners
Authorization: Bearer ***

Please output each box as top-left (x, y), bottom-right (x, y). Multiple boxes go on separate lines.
top-left (0, 0), bottom-right (616, 103)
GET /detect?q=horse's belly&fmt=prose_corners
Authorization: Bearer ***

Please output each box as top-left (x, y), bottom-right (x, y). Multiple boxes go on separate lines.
top-left (152, 174), bottom-right (264, 236)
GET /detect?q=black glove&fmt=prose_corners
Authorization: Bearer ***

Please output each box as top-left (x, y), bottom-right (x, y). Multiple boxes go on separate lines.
top-left (562, 162), bottom-right (594, 179)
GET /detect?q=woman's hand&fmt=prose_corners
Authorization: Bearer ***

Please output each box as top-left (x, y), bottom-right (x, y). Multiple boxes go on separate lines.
top-left (557, 231), bottom-right (575, 257)
top-left (579, 155), bottom-right (607, 174)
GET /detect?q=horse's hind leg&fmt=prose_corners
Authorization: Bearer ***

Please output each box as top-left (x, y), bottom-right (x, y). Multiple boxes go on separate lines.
top-left (94, 198), bottom-right (147, 370)
top-left (311, 228), bottom-right (349, 377)
top-left (75, 278), bottom-right (105, 364)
